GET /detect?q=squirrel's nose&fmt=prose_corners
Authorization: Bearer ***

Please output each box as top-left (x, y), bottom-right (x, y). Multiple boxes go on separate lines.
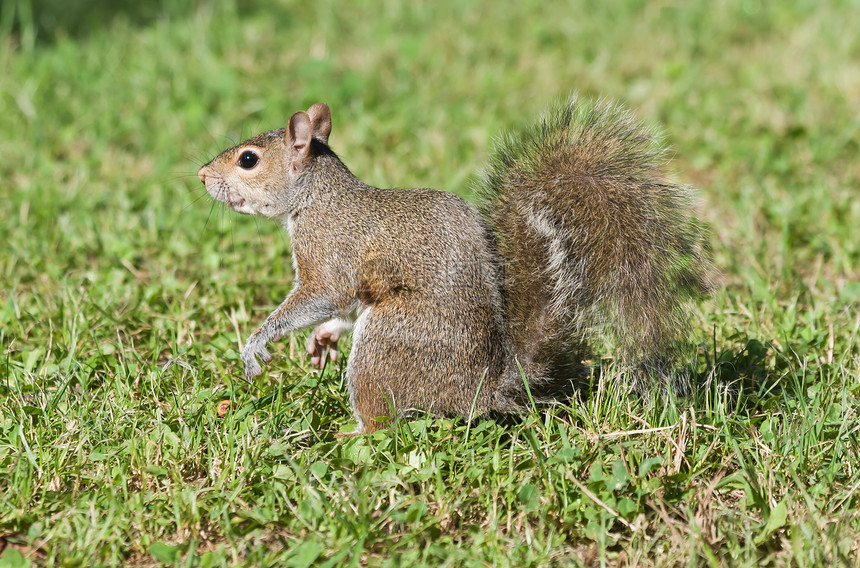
top-left (197, 167), bottom-right (207, 184)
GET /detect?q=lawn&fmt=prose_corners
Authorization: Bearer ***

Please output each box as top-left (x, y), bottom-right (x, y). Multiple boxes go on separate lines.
top-left (1, 0), bottom-right (859, 566)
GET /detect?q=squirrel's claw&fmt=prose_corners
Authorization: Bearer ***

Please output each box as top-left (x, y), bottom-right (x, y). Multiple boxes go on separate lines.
top-left (307, 322), bottom-right (341, 370)
top-left (241, 337), bottom-right (270, 380)
top-left (243, 362), bottom-right (262, 382)
top-left (258, 347), bottom-right (272, 363)
top-left (310, 347), bottom-right (338, 370)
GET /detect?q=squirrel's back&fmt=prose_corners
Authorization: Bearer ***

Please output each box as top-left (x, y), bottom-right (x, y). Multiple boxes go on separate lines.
top-left (476, 96), bottom-right (713, 395)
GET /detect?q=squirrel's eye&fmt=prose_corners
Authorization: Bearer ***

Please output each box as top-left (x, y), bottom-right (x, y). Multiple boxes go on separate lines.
top-left (238, 150), bottom-right (259, 169)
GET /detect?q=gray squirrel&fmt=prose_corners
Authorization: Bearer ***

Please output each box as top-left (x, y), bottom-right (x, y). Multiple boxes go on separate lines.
top-left (198, 97), bottom-right (713, 435)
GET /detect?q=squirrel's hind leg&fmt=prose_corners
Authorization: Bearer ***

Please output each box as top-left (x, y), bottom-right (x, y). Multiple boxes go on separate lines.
top-left (339, 307), bottom-right (397, 436)
top-left (338, 300), bottom-right (503, 435)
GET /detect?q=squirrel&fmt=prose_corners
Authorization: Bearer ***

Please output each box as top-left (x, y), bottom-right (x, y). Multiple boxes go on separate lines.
top-left (197, 97), bottom-right (713, 435)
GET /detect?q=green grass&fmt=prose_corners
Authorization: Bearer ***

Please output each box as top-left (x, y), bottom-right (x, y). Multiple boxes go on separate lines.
top-left (1, 0), bottom-right (859, 565)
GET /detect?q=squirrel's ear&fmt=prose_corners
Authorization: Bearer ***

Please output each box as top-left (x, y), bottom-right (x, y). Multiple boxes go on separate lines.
top-left (307, 103), bottom-right (332, 144)
top-left (287, 111), bottom-right (313, 173)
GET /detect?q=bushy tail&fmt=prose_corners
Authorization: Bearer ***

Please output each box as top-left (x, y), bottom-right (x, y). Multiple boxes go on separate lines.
top-left (475, 96), bottom-right (713, 396)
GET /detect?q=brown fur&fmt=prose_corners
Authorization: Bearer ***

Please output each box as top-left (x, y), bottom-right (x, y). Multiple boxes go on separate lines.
top-left (199, 99), bottom-right (712, 434)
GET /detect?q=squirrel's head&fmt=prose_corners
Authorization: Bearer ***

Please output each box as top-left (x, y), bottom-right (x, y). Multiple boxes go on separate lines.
top-left (198, 102), bottom-right (332, 220)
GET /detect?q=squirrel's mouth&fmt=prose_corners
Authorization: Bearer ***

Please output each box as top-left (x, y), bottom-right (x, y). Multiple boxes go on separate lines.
top-left (221, 194), bottom-right (246, 210)
top-left (219, 193), bottom-right (256, 215)
top-left (212, 189), bottom-right (245, 210)
top-left (203, 180), bottom-right (256, 215)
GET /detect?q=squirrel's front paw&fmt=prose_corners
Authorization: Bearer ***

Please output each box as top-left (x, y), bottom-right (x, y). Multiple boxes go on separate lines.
top-left (241, 337), bottom-right (272, 380)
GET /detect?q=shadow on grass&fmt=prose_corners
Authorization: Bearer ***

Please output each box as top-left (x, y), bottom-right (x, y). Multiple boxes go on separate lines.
top-left (511, 336), bottom-right (777, 427)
